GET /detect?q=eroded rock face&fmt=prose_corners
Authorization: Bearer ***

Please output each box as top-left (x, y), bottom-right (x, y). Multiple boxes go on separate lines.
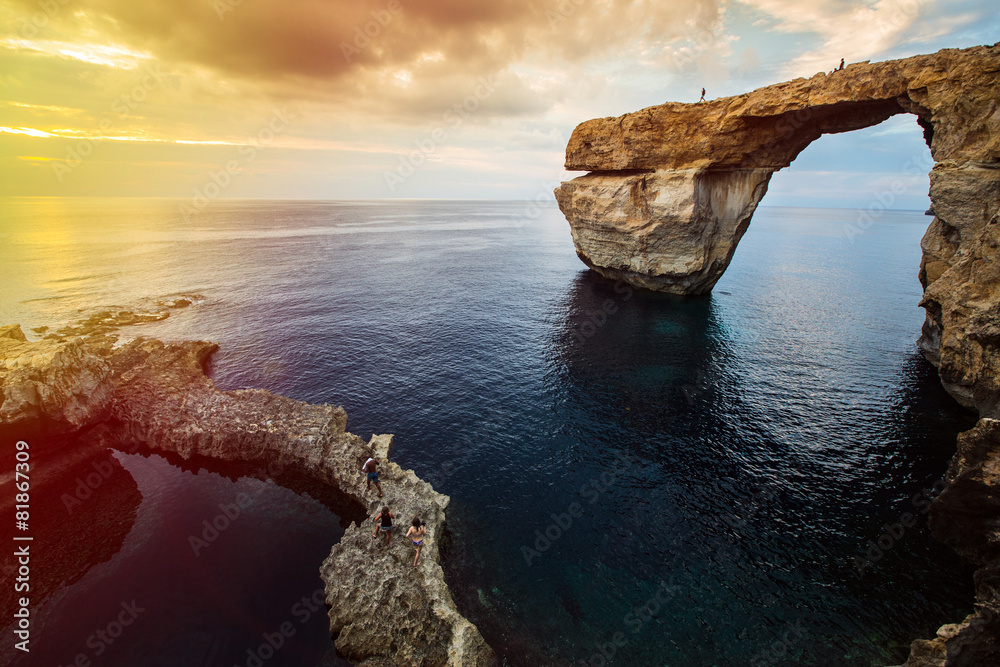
top-left (0, 324), bottom-right (113, 437)
top-left (898, 419), bottom-right (1000, 666)
top-left (1, 330), bottom-right (494, 666)
top-left (557, 168), bottom-right (773, 293)
top-left (320, 438), bottom-right (493, 667)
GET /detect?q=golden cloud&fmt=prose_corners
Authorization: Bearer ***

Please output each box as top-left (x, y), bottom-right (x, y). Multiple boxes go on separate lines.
top-left (5, 0), bottom-right (724, 120)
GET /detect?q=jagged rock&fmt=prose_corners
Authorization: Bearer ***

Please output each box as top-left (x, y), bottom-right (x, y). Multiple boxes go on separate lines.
top-left (896, 419), bottom-right (1000, 666)
top-left (320, 438), bottom-right (494, 667)
top-left (0, 324), bottom-right (113, 437)
top-left (0, 330), bottom-right (494, 666)
top-left (931, 419), bottom-right (1000, 565)
top-left (556, 43), bottom-right (1000, 666)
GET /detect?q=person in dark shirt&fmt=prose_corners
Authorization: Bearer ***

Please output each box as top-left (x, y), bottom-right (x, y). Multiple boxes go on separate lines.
top-left (372, 506), bottom-right (394, 545)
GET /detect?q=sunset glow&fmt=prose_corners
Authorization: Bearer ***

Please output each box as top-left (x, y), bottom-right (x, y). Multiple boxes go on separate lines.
top-left (1, 0), bottom-right (997, 201)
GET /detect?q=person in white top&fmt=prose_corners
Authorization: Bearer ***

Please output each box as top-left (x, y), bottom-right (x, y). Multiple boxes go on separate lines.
top-left (362, 453), bottom-right (384, 497)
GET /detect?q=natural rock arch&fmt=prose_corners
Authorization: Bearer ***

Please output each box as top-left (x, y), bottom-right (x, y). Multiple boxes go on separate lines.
top-left (555, 44), bottom-right (1000, 415)
top-left (555, 43), bottom-right (1000, 665)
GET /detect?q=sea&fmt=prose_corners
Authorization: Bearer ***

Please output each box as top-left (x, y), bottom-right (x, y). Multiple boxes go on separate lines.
top-left (0, 198), bottom-right (978, 666)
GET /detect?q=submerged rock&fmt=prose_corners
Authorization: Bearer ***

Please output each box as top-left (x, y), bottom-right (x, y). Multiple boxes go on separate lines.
top-left (0, 328), bottom-right (494, 666)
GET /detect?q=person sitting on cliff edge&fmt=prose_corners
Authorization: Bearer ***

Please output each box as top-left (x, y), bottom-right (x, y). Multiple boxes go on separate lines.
top-left (362, 452), bottom-right (384, 498)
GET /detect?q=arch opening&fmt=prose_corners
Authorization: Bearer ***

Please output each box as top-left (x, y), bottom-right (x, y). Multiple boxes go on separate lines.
top-left (750, 113), bottom-right (934, 213)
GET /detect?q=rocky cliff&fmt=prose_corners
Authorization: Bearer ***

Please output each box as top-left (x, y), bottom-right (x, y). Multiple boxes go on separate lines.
top-left (0, 324), bottom-right (113, 437)
top-left (555, 43), bottom-right (1000, 665)
top-left (0, 326), bottom-right (494, 666)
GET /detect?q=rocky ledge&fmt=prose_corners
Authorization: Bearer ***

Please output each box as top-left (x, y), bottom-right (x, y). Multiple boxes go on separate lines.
top-left (555, 43), bottom-right (1000, 665)
top-left (0, 326), bottom-right (494, 666)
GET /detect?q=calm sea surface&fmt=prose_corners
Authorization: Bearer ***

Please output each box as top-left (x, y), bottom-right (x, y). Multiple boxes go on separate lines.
top-left (0, 198), bottom-right (978, 666)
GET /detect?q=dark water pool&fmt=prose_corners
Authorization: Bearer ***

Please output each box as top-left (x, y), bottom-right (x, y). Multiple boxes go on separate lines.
top-left (1, 446), bottom-right (350, 667)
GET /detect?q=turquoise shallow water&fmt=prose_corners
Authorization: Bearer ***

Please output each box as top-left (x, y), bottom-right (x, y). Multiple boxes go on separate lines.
top-left (0, 198), bottom-right (978, 666)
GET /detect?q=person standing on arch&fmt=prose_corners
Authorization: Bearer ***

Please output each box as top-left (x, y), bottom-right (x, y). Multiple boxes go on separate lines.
top-left (839, 58), bottom-right (845, 70)
top-left (699, 87), bottom-right (706, 102)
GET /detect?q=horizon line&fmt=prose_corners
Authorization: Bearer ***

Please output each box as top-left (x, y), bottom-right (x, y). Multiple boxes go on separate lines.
top-left (0, 195), bottom-right (933, 213)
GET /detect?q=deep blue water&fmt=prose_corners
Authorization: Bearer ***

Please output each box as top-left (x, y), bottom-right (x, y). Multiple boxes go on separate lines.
top-left (0, 198), bottom-right (978, 666)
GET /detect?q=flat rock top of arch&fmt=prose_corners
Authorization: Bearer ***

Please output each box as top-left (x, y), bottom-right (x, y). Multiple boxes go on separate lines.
top-left (565, 43), bottom-right (1000, 172)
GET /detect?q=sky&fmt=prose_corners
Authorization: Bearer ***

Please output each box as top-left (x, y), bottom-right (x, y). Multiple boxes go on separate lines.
top-left (0, 0), bottom-right (997, 206)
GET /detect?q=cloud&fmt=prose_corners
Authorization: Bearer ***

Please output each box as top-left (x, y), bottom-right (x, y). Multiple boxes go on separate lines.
top-left (2, 0), bottom-right (992, 199)
top-left (740, 0), bottom-right (981, 77)
top-left (4, 0), bottom-right (725, 121)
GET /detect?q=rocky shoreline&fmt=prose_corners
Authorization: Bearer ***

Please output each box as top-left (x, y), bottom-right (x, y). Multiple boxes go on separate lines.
top-left (0, 323), bottom-right (494, 666)
top-left (555, 43), bottom-right (1000, 665)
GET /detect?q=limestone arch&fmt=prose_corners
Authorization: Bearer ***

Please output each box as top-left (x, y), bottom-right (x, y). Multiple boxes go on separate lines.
top-left (555, 44), bottom-right (1000, 414)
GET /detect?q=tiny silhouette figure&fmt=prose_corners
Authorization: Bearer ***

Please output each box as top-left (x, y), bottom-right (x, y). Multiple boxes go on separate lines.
top-left (372, 506), bottom-right (394, 546)
top-left (699, 87), bottom-right (706, 102)
top-left (839, 58), bottom-right (845, 70)
top-left (362, 453), bottom-right (384, 498)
